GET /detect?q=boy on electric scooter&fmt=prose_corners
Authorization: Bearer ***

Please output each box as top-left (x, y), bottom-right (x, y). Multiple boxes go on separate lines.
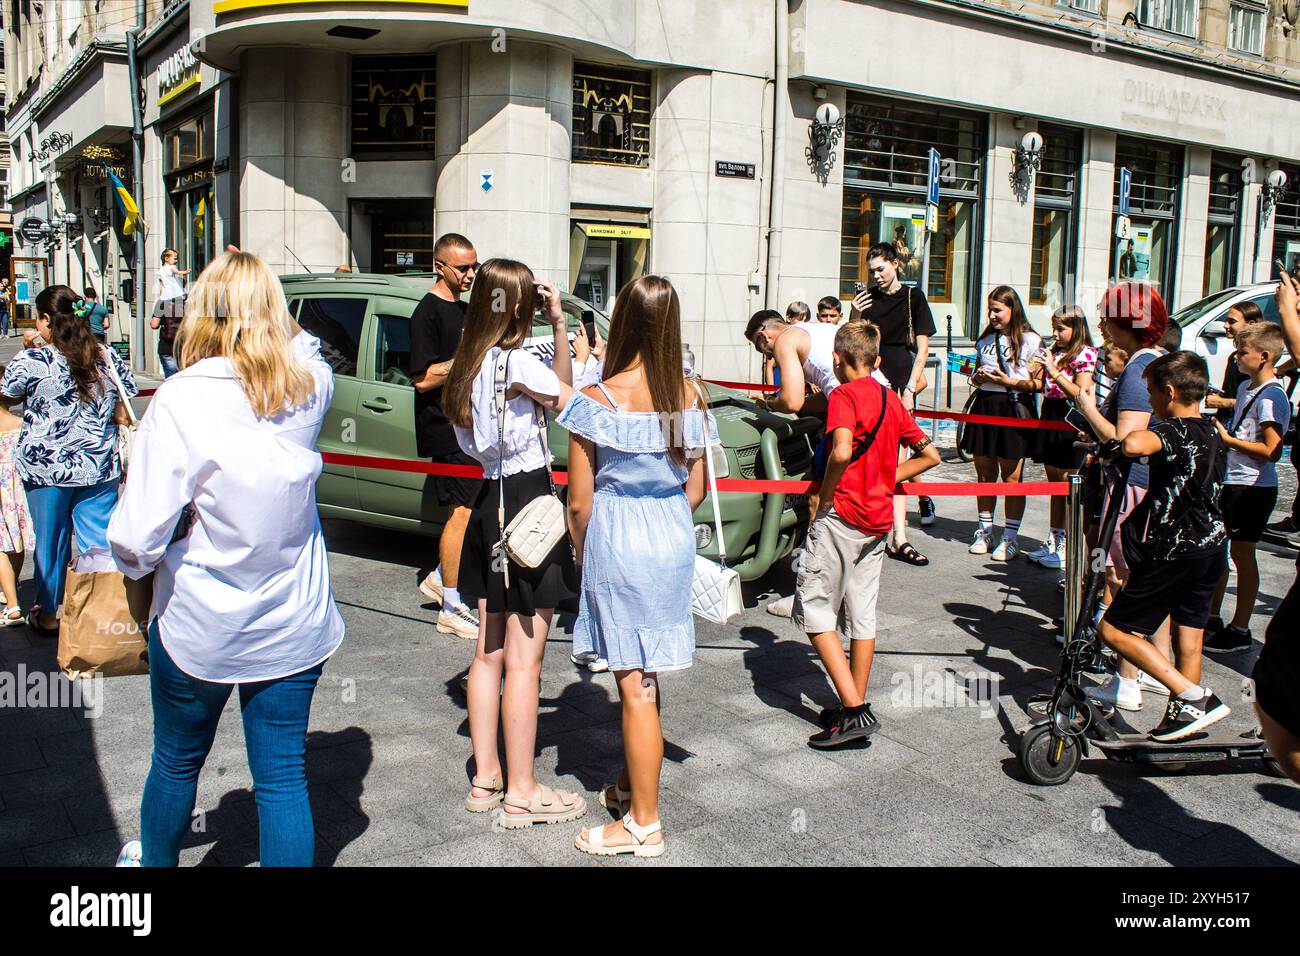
top-left (1097, 350), bottom-right (1231, 742)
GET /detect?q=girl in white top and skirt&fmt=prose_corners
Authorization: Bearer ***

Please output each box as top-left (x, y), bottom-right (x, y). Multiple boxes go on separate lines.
top-left (958, 285), bottom-right (1042, 561)
top-left (442, 259), bottom-right (585, 829)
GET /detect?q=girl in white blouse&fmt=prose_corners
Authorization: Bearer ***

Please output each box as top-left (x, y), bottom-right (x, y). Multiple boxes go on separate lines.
top-left (109, 250), bottom-right (344, 867)
top-left (958, 285), bottom-right (1043, 561)
top-left (442, 259), bottom-right (586, 829)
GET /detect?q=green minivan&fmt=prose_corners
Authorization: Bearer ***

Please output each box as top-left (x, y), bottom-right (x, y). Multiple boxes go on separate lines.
top-left (283, 272), bottom-right (819, 581)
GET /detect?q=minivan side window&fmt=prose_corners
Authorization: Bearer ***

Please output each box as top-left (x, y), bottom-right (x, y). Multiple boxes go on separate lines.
top-left (375, 315), bottom-right (413, 387)
top-left (297, 298), bottom-right (366, 377)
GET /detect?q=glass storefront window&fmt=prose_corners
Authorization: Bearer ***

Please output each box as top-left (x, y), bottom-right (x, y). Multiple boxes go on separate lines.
top-left (1028, 125), bottom-right (1081, 321)
top-left (841, 95), bottom-right (985, 335)
top-left (167, 185), bottom-right (215, 277)
top-left (1273, 162), bottom-right (1300, 281)
top-left (1203, 157), bottom-right (1241, 297)
top-left (1030, 208), bottom-right (1070, 307)
top-left (569, 221), bottom-right (649, 312)
top-left (1112, 137), bottom-right (1182, 301)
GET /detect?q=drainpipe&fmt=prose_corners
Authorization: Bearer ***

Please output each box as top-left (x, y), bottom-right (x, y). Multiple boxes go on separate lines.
top-left (764, 0), bottom-right (789, 311)
top-left (126, 0), bottom-right (146, 373)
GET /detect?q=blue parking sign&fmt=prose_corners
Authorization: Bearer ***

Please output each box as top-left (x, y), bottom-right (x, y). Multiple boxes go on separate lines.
top-left (927, 148), bottom-right (941, 205)
top-left (1118, 167), bottom-right (1131, 217)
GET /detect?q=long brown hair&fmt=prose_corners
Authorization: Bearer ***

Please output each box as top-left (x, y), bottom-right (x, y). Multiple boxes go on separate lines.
top-left (602, 275), bottom-right (701, 466)
top-left (443, 259), bottom-right (539, 429)
top-left (1049, 305), bottom-right (1095, 369)
top-left (35, 285), bottom-right (104, 403)
top-left (981, 285), bottom-right (1033, 359)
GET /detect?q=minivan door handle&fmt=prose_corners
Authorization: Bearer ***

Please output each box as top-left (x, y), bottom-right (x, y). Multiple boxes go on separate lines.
top-left (362, 398), bottom-right (393, 412)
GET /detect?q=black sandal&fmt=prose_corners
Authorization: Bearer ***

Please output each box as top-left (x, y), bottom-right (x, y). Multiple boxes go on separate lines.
top-left (886, 542), bottom-right (930, 566)
top-left (26, 608), bottom-right (59, 638)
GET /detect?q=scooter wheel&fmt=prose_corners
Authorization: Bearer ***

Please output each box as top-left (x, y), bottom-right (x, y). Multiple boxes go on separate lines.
top-left (1262, 756), bottom-right (1289, 779)
top-left (1019, 724), bottom-right (1081, 786)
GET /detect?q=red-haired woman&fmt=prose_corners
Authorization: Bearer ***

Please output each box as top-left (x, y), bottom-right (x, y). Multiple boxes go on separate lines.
top-left (1075, 281), bottom-right (1173, 713)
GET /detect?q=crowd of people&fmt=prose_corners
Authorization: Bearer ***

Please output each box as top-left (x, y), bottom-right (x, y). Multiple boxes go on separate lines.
top-left (0, 224), bottom-right (1295, 867)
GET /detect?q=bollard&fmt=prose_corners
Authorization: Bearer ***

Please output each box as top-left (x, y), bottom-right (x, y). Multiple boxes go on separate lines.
top-left (1063, 474), bottom-right (1085, 643)
top-left (945, 314), bottom-right (953, 409)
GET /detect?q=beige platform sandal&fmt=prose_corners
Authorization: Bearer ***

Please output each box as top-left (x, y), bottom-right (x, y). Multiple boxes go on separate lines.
top-left (496, 785), bottom-right (587, 829)
top-left (597, 781), bottom-right (631, 816)
top-left (464, 774), bottom-right (504, 813)
top-left (575, 813), bottom-right (665, 858)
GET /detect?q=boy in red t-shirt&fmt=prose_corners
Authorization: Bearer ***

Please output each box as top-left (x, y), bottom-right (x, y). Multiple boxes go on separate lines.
top-left (794, 321), bottom-right (941, 748)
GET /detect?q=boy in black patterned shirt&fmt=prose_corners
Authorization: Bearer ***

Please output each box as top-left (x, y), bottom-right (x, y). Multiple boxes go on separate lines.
top-left (1098, 351), bottom-right (1231, 742)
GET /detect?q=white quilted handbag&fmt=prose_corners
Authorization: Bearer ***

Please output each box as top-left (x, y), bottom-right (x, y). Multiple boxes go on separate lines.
top-left (690, 383), bottom-right (742, 624)
top-left (492, 350), bottom-right (569, 586)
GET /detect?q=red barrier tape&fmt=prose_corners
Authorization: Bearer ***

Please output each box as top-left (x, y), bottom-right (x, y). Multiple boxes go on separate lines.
top-left (701, 378), bottom-right (1076, 432)
top-left (320, 452), bottom-right (1069, 496)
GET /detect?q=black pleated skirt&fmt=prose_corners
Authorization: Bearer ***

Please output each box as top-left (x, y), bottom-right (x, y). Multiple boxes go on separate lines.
top-left (958, 389), bottom-right (1038, 462)
top-left (457, 466), bottom-right (579, 616)
top-left (1032, 397), bottom-right (1082, 470)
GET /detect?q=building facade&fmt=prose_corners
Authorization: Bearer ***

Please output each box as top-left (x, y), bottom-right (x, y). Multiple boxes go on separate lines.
top-left (8, 1), bottom-right (1300, 377)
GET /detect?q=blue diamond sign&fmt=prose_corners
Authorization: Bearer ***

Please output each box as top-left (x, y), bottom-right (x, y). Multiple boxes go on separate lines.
top-left (481, 170), bottom-right (494, 192)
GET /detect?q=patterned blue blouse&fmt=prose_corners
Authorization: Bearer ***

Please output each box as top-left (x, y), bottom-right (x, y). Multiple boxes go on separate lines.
top-left (0, 346), bottom-right (139, 488)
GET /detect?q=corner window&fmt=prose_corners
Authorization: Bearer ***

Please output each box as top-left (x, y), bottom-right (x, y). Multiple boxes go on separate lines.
top-left (1137, 0), bottom-right (1200, 37)
top-left (1228, 3), bottom-right (1266, 55)
top-left (572, 63), bottom-right (651, 167)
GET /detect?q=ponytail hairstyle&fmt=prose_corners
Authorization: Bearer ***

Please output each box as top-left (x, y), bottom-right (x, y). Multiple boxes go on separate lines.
top-left (981, 285), bottom-right (1033, 359)
top-left (34, 285), bottom-right (104, 403)
top-left (1049, 305), bottom-right (1094, 369)
top-left (443, 258), bottom-right (539, 430)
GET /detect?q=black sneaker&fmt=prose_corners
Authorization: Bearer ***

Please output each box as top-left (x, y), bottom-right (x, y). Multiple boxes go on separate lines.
top-left (1267, 517), bottom-right (1299, 535)
top-left (809, 703), bottom-right (880, 748)
top-left (818, 706), bottom-right (838, 728)
top-left (1204, 615), bottom-right (1225, 635)
top-left (919, 496), bottom-right (936, 526)
top-left (1149, 692), bottom-right (1230, 742)
top-left (1203, 624), bottom-right (1252, 654)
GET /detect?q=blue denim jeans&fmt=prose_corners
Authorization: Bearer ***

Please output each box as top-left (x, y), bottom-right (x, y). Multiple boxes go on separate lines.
top-left (158, 349), bottom-right (178, 378)
top-left (24, 478), bottom-right (118, 610)
top-left (140, 622), bottom-right (325, 866)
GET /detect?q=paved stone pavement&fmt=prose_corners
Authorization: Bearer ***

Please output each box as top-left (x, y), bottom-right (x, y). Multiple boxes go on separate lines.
top-left (2, 451), bottom-right (1298, 867)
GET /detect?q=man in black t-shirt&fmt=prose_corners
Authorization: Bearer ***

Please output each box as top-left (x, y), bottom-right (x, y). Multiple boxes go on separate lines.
top-left (410, 233), bottom-right (481, 640)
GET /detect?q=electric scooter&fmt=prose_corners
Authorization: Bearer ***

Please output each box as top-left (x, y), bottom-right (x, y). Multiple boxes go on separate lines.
top-left (1017, 442), bottom-right (1286, 785)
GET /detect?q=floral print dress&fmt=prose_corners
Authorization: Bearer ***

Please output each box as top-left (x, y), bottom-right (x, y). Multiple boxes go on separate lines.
top-left (0, 429), bottom-right (35, 553)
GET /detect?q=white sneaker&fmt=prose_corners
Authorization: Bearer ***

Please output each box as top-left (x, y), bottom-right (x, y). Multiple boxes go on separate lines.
top-left (991, 537), bottom-right (1019, 561)
top-left (1037, 550), bottom-right (1064, 570)
top-left (969, 529), bottom-right (994, 555)
top-left (570, 651), bottom-right (609, 673)
top-left (1137, 671), bottom-right (1171, 696)
top-left (419, 571), bottom-right (444, 604)
top-left (1025, 542), bottom-right (1053, 564)
top-left (437, 602), bottom-right (480, 640)
top-left (1085, 676), bottom-right (1143, 712)
top-left (115, 840), bottom-right (142, 867)
top-left (765, 594), bottom-right (796, 617)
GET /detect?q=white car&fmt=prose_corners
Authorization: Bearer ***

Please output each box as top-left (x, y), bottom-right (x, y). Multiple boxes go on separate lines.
top-left (1171, 282), bottom-right (1299, 412)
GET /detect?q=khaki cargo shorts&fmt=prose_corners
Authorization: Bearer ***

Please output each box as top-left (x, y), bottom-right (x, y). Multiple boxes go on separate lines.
top-left (793, 510), bottom-right (886, 641)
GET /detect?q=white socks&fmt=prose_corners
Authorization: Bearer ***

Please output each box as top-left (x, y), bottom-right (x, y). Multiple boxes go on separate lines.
top-left (1050, 527), bottom-right (1065, 550)
top-left (1177, 685), bottom-right (1206, 701)
top-left (1004, 518), bottom-right (1021, 544)
top-left (443, 585), bottom-right (461, 609)
top-left (978, 511), bottom-right (995, 534)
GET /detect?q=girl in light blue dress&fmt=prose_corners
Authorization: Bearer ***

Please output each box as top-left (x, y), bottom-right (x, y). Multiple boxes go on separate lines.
top-left (559, 275), bottom-right (717, 859)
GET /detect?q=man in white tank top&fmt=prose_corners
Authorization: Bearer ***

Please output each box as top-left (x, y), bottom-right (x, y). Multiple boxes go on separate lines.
top-left (747, 316), bottom-right (841, 416)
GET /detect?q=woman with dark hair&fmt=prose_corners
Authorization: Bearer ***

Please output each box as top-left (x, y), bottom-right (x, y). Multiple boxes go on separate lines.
top-left (959, 285), bottom-right (1042, 561)
top-left (560, 275), bottom-right (716, 858)
top-left (1205, 300), bottom-right (1263, 423)
top-left (0, 285), bottom-right (137, 635)
top-left (444, 259), bottom-right (586, 829)
top-left (849, 241), bottom-right (939, 563)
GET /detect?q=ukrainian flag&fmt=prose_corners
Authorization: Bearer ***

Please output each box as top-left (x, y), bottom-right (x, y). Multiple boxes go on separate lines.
top-left (105, 164), bottom-right (140, 236)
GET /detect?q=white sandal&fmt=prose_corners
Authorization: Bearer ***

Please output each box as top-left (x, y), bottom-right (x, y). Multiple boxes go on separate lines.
top-left (576, 813), bottom-right (665, 858)
top-left (0, 605), bottom-right (24, 628)
top-left (597, 781), bottom-right (631, 816)
top-left (464, 774), bottom-right (504, 813)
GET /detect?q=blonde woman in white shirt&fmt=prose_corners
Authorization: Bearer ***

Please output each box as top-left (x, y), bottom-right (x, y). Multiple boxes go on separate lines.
top-left (109, 250), bottom-right (344, 867)
top-left (442, 259), bottom-right (585, 829)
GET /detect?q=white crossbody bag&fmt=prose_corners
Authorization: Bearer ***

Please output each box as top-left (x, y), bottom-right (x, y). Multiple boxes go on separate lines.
top-left (690, 382), bottom-right (742, 624)
top-left (491, 350), bottom-right (568, 588)
top-left (102, 347), bottom-right (137, 476)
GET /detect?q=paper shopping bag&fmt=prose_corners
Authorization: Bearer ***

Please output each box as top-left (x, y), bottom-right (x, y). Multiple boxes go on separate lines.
top-left (57, 563), bottom-right (154, 679)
